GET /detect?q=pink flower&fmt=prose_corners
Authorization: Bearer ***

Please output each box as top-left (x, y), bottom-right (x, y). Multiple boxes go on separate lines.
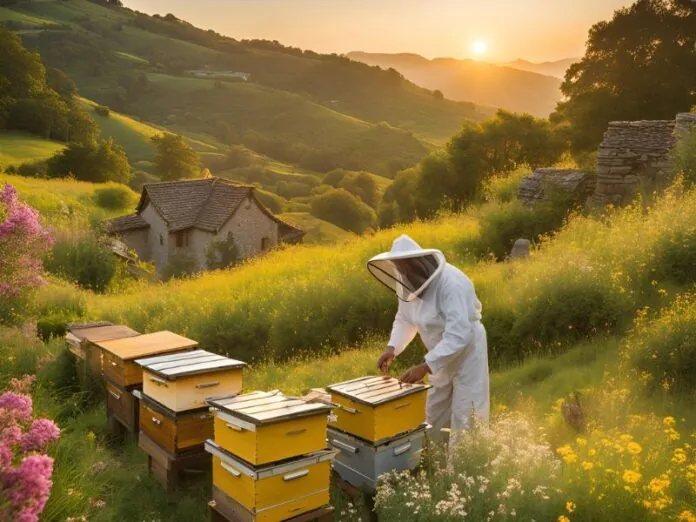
top-left (0, 392), bottom-right (33, 424)
top-left (20, 419), bottom-right (60, 453)
top-left (1, 425), bottom-right (22, 446)
top-left (8, 376), bottom-right (36, 395)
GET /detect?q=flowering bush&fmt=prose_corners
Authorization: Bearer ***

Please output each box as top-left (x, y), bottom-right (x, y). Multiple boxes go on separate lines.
top-left (375, 413), bottom-right (564, 521)
top-left (0, 374), bottom-right (60, 522)
top-left (0, 184), bottom-right (53, 324)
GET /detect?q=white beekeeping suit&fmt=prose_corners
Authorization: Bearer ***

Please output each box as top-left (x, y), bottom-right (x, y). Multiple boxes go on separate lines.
top-left (367, 235), bottom-right (490, 445)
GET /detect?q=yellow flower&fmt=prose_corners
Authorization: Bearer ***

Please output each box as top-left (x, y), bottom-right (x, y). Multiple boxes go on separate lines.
top-left (557, 445), bottom-right (578, 464)
top-left (648, 475), bottom-right (671, 494)
top-left (673, 448), bottom-right (687, 464)
top-left (576, 437), bottom-right (587, 446)
top-left (623, 470), bottom-right (642, 484)
top-left (588, 449), bottom-right (597, 457)
top-left (582, 461), bottom-right (594, 471)
top-left (558, 516), bottom-right (570, 522)
top-left (678, 510), bottom-right (696, 522)
top-left (665, 427), bottom-right (681, 441)
top-left (627, 442), bottom-right (642, 455)
top-left (619, 434), bottom-right (634, 444)
top-left (664, 416), bottom-right (676, 428)
top-left (566, 501), bottom-right (576, 513)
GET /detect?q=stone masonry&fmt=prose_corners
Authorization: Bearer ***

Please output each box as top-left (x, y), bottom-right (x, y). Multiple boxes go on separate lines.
top-left (518, 168), bottom-right (596, 207)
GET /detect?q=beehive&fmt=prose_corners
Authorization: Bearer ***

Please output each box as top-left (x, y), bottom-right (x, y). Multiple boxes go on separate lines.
top-left (138, 392), bottom-right (214, 454)
top-left (328, 424), bottom-right (428, 491)
top-left (326, 376), bottom-right (430, 443)
top-left (96, 331), bottom-right (197, 389)
top-left (206, 440), bottom-right (336, 522)
top-left (136, 350), bottom-right (246, 412)
top-left (106, 380), bottom-right (141, 433)
top-left (208, 391), bottom-right (332, 466)
top-left (66, 323), bottom-right (140, 379)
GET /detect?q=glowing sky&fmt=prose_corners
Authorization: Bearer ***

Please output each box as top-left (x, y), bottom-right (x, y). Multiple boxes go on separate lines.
top-left (125, 0), bottom-right (633, 62)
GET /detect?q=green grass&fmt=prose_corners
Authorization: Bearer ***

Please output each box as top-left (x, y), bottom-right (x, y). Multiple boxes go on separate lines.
top-left (0, 131), bottom-right (65, 169)
top-left (113, 51), bottom-right (148, 64)
top-left (279, 212), bottom-right (356, 244)
top-left (0, 6), bottom-right (55, 25)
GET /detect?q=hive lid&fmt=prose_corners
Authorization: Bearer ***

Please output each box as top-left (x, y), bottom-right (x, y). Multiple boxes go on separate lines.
top-left (205, 439), bottom-right (337, 480)
top-left (207, 391), bottom-right (332, 425)
top-left (95, 330), bottom-right (197, 361)
top-left (139, 392), bottom-right (211, 419)
top-left (326, 376), bottom-right (430, 406)
top-left (135, 349), bottom-right (246, 380)
top-left (67, 324), bottom-right (140, 343)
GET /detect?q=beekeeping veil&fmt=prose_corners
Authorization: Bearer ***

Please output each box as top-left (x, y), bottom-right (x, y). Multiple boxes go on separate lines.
top-left (367, 235), bottom-right (446, 302)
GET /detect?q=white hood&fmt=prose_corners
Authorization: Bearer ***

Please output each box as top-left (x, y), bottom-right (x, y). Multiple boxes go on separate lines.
top-left (367, 235), bottom-right (446, 302)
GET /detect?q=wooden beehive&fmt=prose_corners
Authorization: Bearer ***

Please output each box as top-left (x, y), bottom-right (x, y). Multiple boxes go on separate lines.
top-left (96, 331), bottom-right (198, 389)
top-left (206, 440), bottom-right (336, 522)
top-left (137, 392), bottom-right (214, 455)
top-left (106, 379), bottom-right (140, 434)
top-left (208, 391), bottom-right (332, 466)
top-left (136, 350), bottom-right (246, 412)
top-left (66, 323), bottom-right (140, 379)
top-left (326, 376), bottom-right (430, 443)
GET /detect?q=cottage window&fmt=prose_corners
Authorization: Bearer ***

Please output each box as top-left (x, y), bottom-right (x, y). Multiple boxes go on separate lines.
top-left (175, 230), bottom-right (189, 248)
top-left (261, 237), bottom-right (271, 251)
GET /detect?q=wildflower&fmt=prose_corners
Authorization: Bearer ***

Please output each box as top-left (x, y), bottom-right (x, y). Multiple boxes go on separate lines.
top-left (588, 449), bottom-right (597, 457)
top-left (558, 516), bottom-right (570, 522)
top-left (673, 448), bottom-right (687, 464)
top-left (623, 470), bottom-right (641, 484)
top-left (576, 437), bottom-right (587, 446)
top-left (627, 442), bottom-right (642, 455)
top-left (20, 419), bottom-right (60, 453)
top-left (678, 511), bottom-right (696, 522)
top-left (664, 417), bottom-right (676, 428)
top-left (647, 475), bottom-right (671, 495)
top-left (566, 501), bottom-right (576, 513)
top-left (582, 461), bottom-right (594, 471)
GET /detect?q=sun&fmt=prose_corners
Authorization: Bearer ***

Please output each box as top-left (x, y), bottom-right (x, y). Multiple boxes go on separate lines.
top-left (471, 40), bottom-right (488, 57)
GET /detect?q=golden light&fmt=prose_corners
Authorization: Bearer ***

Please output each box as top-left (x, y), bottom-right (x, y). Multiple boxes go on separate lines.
top-left (471, 40), bottom-right (488, 57)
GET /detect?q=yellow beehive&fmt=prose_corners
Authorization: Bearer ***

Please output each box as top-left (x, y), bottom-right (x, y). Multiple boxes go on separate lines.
top-left (136, 350), bottom-right (246, 412)
top-left (206, 440), bottom-right (335, 522)
top-left (96, 331), bottom-right (197, 389)
top-left (326, 376), bottom-right (430, 443)
top-left (208, 391), bottom-right (332, 466)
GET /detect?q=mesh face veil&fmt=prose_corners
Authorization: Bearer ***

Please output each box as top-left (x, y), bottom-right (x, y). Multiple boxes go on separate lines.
top-left (367, 236), bottom-right (445, 302)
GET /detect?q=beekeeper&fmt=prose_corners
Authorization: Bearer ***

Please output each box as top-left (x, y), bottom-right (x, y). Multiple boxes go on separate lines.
top-left (368, 234), bottom-right (490, 443)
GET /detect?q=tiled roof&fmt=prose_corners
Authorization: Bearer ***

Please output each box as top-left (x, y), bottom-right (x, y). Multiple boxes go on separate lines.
top-left (107, 214), bottom-right (150, 233)
top-left (107, 177), bottom-right (304, 236)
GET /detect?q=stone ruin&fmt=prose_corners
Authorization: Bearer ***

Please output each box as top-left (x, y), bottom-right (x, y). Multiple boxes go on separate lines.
top-left (518, 168), bottom-right (596, 207)
top-left (518, 112), bottom-right (696, 208)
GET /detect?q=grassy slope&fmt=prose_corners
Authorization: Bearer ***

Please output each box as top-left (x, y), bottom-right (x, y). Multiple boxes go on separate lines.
top-left (0, 131), bottom-right (65, 168)
top-left (279, 212), bottom-right (356, 244)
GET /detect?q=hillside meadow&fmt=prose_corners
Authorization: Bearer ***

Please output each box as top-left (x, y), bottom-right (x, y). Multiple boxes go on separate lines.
top-left (0, 132), bottom-right (66, 170)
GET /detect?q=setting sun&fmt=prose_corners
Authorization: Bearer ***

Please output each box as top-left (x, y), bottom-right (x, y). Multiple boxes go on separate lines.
top-left (471, 40), bottom-right (488, 57)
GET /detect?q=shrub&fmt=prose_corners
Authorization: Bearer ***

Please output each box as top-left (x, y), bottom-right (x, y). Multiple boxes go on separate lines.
top-left (623, 293), bottom-right (696, 395)
top-left (44, 237), bottom-right (118, 293)
top-left (47, 139), bottom-right (132, 184)
top-left (0, 184), bottom-right (54, 325)
top-left (310, 188), bottom-right (376, 234)
top-left (482, 165), bottom-right (531, 203)
top-left (94, 105), bottom-right (110, 117)
top-left (16, 161), bottom-right (49, 179)
top-left (128, 170), bottom-right (158, 192)
top-left (672, 127), bottom-right (696, 187)
top-left (206, 234), bottom-right (239, 270)
top-left (162, 253), bottom-right (200, 281)
top-left (93, 185), bottom-right (136, 211)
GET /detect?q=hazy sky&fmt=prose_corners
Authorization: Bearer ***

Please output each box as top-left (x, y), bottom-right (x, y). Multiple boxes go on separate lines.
top-left (125, 0), bottom-right (633, 62)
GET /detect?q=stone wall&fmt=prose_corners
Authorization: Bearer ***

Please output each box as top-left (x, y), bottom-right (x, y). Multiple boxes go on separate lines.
top-left (591, 120), bottom-right (676, 206)
top-left (675, 112), bottom-right (696, 139)
top-left (518, 168), bottom-right (596, 207)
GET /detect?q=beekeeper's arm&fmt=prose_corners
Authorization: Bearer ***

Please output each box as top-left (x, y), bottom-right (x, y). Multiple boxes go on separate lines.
top-left (424, 280), bottom-right (475, 375)
top-left (387, 303), bottom-right (417, 356)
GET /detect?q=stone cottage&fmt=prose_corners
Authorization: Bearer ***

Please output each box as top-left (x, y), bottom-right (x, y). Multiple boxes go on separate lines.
top-left (106, 177), bottom-right (304, 274)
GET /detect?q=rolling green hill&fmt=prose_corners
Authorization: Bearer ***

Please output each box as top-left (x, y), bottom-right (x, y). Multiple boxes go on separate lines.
top-left (0, 132), bottom-right (66, 169)
top-left (1, 0), bottom-right (488, 178)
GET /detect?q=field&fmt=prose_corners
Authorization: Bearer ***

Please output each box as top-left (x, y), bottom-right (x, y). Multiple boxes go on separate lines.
top-left (0, 132), bottom-right (65, 169)
top-left (279, 212), bottom-right (356, 244)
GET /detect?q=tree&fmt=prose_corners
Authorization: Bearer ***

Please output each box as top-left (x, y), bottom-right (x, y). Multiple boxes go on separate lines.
top-left (47, 138), bottom-right (131, 183)
top-left (552, 0), bottom-right (696, 154)
top-left (206, 233), bottom-right (240, 270)
top-left (378, 167), bottom-right (420, 227)
top-left (339, 171), bottom-right (379, 208)
top-left (310, 188), bottom-right (376, 234)
top-left (151, 134), bottom-right (200, 181)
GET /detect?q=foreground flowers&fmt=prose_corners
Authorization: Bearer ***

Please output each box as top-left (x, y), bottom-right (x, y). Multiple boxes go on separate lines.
top-left (0, 375), bottom-right (60, 521)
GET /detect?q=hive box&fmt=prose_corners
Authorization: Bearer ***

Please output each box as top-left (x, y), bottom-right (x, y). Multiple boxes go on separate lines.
top-left (136, 350), bottom-right (246, 412)
top-left (206, 440), bottom-right (336, 522)
top-left (328, 425), bottom-right (428, 491)
top-left (136, 391), bottom-right (214, 454)
top-left (96, 331), bottom-right (197, 389)
top-left (209, 487), bottom-right (335, 522)
top-left (106, 379), bottom-right (141, 433)
top-left (326, 376), bottom-right (430, 443)
top-left (66, 323), bottom-right (140, 379)
top-left (208, 391), bottom-right (332, 466)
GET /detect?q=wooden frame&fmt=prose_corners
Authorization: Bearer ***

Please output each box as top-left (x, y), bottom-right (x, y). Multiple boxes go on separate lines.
top-left (139, 431), bottom-right (211, 492)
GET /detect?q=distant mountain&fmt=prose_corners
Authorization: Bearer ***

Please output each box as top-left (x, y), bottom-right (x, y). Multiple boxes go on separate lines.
top-left (504, 58), bottom-right (579, 79)
top-left (347, 52), bottom-right (562, 117)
